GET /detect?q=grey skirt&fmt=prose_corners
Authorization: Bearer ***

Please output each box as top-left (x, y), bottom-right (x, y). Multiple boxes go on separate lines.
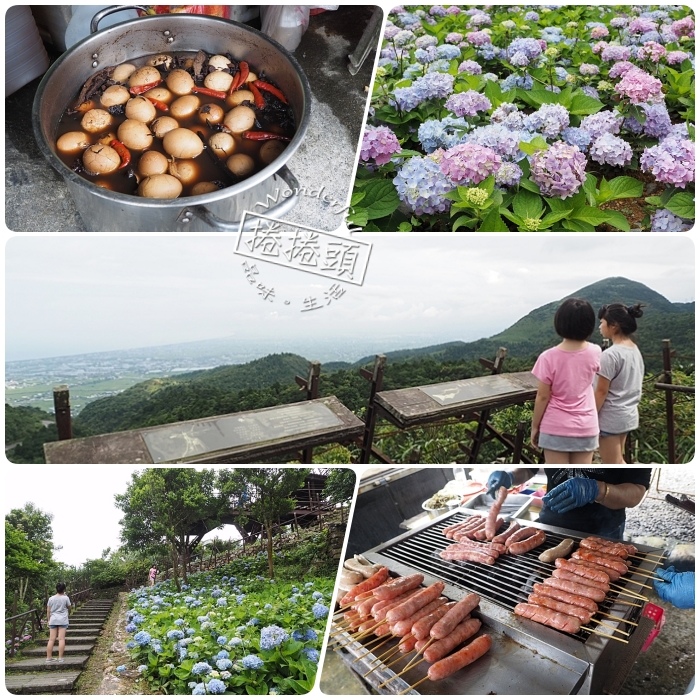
top-left (539, 433), bottom-right (598, 452)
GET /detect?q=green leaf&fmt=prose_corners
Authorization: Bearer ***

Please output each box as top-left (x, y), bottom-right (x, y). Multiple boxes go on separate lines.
top-left (545, 196), bottom-right (571, 213)
top-left (518, 136), bottom-right (548, 156)
top-left (569, 92), bottom-right (604, 116)
top-left (626, 104), bottom-right (647, 125)
top-left (583, 173), bottom-right (598, 206)
top-left (596, 176), bottom-right (643, 204)
top-left (645, 195), bottom-right (663, 207)
top-left (477, 175), bottom-right (495, 195)
top-left (500, 208), bottom-right (524, 226)
top-left (350, 191), bottom-right (365, 207)
top-left (395, 149), bottom-right (424, 158)
top-left (512, 189), bottom-right (545, 220)
top-left (478, 207), bottom-right (510, 232)
top-left (569, 206), bottom-right (611, 226)
top-left (519, 178), bottom-right (541, 193)
top-left (665, 192), bottom-right (695, 220)
top-left (451, 214), bottom-right (477, 231)
top-left (361, 179), bottom-right (400, 220)
top-left (347, 208), bottom-right (368, 228)
top-left (540, 209), bottom-right (573, 228)
top-left (398, 221), bottom-right (412, 231)
top-left (484, 79), bottom-right (504, 108)
top-left (601, 210), bottom-right (631, 231)
top-left (563, 219), bottom-right (596, 232)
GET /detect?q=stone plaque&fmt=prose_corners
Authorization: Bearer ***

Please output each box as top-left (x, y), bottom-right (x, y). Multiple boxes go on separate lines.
top-left (419, 374), bottom-right (522, 406)
top-left (142, 402), bottom-right (343, 463)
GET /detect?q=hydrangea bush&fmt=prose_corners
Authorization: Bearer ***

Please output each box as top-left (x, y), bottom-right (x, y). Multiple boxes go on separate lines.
top-left (120, 562), bottom-right (331, 695)
top-left (351, 5), bottom-right (695, 232)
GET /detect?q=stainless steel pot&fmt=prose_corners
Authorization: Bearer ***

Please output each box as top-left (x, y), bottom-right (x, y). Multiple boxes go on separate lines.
top-left (32, 7), bottom-right (311, 232)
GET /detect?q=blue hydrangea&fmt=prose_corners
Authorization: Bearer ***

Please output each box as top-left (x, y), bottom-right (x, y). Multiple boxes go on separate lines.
top-left (415, 34), bottom-right (438, 48)
top-left (392, 73), bottom-right (455, 112)
top-left (561, 126), bottom-right (593, 153)
top-left (260, 625), bottom-right (290, 650)
top-left (181, 585), bottom-right (190, 591)
top-left (292, 630), bottom-right (306, 641)
top-left (507, 37), bottom-right (543, 64)
top-left (394, 155), bottom-right (454, 216)
top-left (650, 208), bottom-right (692, 232)
top-left (303, 648), bottom-right (320, 663)
top-left (186, 628), bottom-right (196, 636)
top-left (414, 48), bottom-right (436, 65)
top-left (185, 596), bottom-right (195, 604)
top-left (495, 161), bottom-right (523, 187)
top-left (524, 11), bottom-right (539, 21)
top-left (167, 629), bottom-right (185, 641)
top-left (179, 647), bottom-right (188, 661)
top-left (436, 44), bottom-right (462, 60)
top-left (216, 635), bottom-right (227, 645)
top-left (311, 592), bottom-right (324, 600)
top-left (236, 595), bottom-right (246, 605)
top-left (464, 123), bottom-right (525, 161)
top-left (134, 631), bottom-right (151, 647)
top-left (589, 133), bottom-right (633, 167)
top-left (174, 619), bottom-right (185, 626)
top-left (116, 665), bottom-right (127, 673)
top-left (192, 683), bottom-right (206, 695)
top-left (125, 623), bottom-right (137, 633)
top-left (312, 603), bottom-right (330, 620)
top-left (523, 103), bottom-right (570, 139)
top-left (192, 662), bottom-right (213, 675)
top-left (477, 43), bottom-right (502, 61)
top-left (291, 587), bottom-right (299, 594)
top-left (151, 641), bottom-right (163, 654)
top-left (418, 117), bottom-right (470, 153)
top-left (216, 658), bottom-right (233, 671)
top-left (229, 637), bottom-right (243, 646)
top-left (427, 59), bottom-right (452, 73)
top-left (580, 86), bottom-right (599, 99)
top-left (264, 603), bottom-right (272, 610)
top-left (305, 629), bottom-right (318, 641)
top-left (211, 589), bottom-right (223, 599)
top-left (500, 73), bottom-right (534, 91)
top-left (207, 679), bottom-right (227, 695)
top-left (126, 641), bottom-right (136, 650)
top-left (216, 598), bottom-right (227, 607)
top-left (138, 665), bottom-right (148, 674)
top-left (216, 650), bottom-right (230, 660)
top-left (241, 654), bottom-right (264, 670)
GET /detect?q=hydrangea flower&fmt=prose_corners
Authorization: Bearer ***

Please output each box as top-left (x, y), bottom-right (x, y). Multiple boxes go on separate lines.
top-left (650, 209), bottom-right (692, 232)
top-left (206, 679), bottom-right (227, 695)
top-left (192, 683), bottom-right (206, 695)
top-left (464, 123), bottom-right (524, 160)
top-left (445, 90), bottom-right (491, 117)
top-left (637, 41), bottom-right (666, 63)
top-left (524, 11), bottom-right (539, 21)
top-left (466, 31), bottom-right (492, 46)
top-left (579, 63), bottom-right (599, 76)
top-left (392, 30), bottom-right (416, 47)
top-left (436, 44), bottom-right (462, 60)
top-left (500, 73), bottom-right (534, 91)
top-left (241, 654), bottom-right (264, 670)
top-left (216, 598), bottom-right (227, 607)
top-left (640, 137), bottom-right (695, 188)
top-left (600, 45), bottom-right (632, 62)
top-left (458, 60), bottom-right (482, 75)
top-left (192, 662), bottom-right (212, 675)
top-left (167, 629), bottom-right (185, 640)
top-left (415, 34), bottom-right (438, 49)
top-left (642, 103), bottom-right (672, 139)
top-left (260, 625), bottom-right (290, 650)
top-left (670, 16), bottom-right (694, 39)
top-left (414, 47), bottom-right (437, 65)
top-left (530, 141), bottom-right (587, 199)
top-left (523, 104), bottom-right (570, 139)
top-left (495, 162), bottom-right (523, 187)
top-left (303, 648), bottom-right (320, 663)
top-left (393, 156), bottom-right (454, 216)
top-left (439, 143), bottom-right (502, 186)
top-left (628, 17), bottom-right (657, 34)
top-left (589, 133), bottom-right (633, 167)
top-left (614, 67), bottom-right (663, 104)
top-left (392, 73), bottom-right (455, 112)
top-left (445, 32), bottom-right (464, 44)
top-left (360, 126), bottom-right (401, 166)
top-left (507, 38), bottom-right (544, 63)
top-left (138, 665), bottom-right (148, 674)
top-left (125, 623), bottom-right (137, 633)
top-left (580, 110), bottom-right (623, 139)
top-left (608, 61), bottom-right (635, 79)
top-left (134, 631), bottom-right (151, 647)
top-left (665, 51), bottom-right (690, 65)
top-left (311, 603), bottom-right (330, 620)
top-left (216, 658), bottom-right (233, 671)
top-left (116, 665), bottom-right (127, 673)
top-left (590, 26), bottom-right (609, 39)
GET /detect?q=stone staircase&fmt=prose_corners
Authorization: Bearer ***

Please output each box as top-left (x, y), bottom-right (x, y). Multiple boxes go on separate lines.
top-left (5, 598), bottom-right (115, 694)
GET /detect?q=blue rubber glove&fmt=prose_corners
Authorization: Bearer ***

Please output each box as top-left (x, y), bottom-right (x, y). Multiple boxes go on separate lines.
top-left (542, 477), bottom-right (599, 514)
top-left (486, 471), bottom-right (513, 498)
top-left (654, 566), bottom-right (695, 609)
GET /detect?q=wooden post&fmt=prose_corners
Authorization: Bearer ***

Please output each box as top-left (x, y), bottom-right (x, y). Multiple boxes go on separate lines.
top-left (512, 421), bottom-right (526, 464)
top-left (359, 355), bottom-right (387, 464)
top-left (662, 339), bottom-right (676, 464)
top-left (296, 361), bottom-right (321, 463)
top-left (53, 385), bottom-right (72, 440)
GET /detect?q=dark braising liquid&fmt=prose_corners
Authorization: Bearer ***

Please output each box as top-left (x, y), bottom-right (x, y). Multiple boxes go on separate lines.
top-left (55, 52), bottom-right (295, 197)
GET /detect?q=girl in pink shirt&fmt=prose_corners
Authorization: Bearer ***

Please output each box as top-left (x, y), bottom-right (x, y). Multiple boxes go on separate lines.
top-left (531, 298), bottom-right (601, 464)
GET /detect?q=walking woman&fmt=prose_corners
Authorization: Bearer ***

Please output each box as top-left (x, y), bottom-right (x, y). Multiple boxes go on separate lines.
top-left (595, 303), bottom-right (645, 464)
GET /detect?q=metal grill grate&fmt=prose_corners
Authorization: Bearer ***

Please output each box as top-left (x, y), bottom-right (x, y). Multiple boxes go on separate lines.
top-left (372, 511), bottom-right (635, 643)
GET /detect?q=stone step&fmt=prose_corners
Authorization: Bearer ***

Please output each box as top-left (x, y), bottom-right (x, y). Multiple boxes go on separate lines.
top-left (25, 643), bottom-right (95, 656)
top-left (68, 622), bottom-right (104, 627)
top-left (70, 617), bottom-right (106, 624)
top-left (5, 670), bottom-right (82, 694)
top-left (66, 628), bottom-right (101, 636)
top-left (5, 655), bottom-right (89, 672)
top-left (45, 635), bottom-right (98, 644)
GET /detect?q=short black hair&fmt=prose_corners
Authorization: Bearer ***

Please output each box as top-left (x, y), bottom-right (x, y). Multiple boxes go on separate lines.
top-left (598, 302), bottom-right (644, 336)
top-left (56, 583), bottom-right (66, 594)
top-left (554, 297), bottom-right (596, 341)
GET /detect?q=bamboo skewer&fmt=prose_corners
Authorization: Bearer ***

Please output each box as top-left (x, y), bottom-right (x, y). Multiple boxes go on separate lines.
top-left (606, 596), bottom-right (642, 607)
top-left (611, 584), bottom-right (649, 601)
top-left (582, 626), bottom-right (629, 643)
top-left (598, 611), bottom-right (638, 626)
top-left (626, 569), bottom-right (665, 582)
top-left (593, 619), bottom-right (630, 636)
top-left (353, 634), bottom-right (392, 661)
top-left (399, 676), bottom-right (429, 695)
top-left (618, 576), bottom-right (654, 590)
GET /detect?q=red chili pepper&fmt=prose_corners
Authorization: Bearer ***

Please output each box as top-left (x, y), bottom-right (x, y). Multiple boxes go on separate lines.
top-left (110, 139), bottom-right (131, 169)
top-left (242, 131), bottom-right (291, 142)
top-left (146, 96), bottom-right (169, 112)
top-left (191, 85), bottom-right (228, 100)
top-left (253, 80), bottom-right (288, 104)
top-left (229, 60), bottom-right (250, 93)
top-left (129, 79), bottom-right (163, 95)
top-left (248, 82), bottom-right (266, 110)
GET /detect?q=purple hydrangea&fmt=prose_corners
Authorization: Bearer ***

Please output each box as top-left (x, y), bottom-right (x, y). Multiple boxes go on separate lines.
top-left (429, 5), bottom-right (448, 16)
top-left (360, 126), bottom-right (401, 165)
top-left (600, 45), bottom-right (632, 62)
top-left (524, 11), bottom-right (539, 21)
top-left (608, 61), bottom-right (635, 79)
top-left (589, 133), bottom-right (633, 167)
top-left (579, 63), bottom-right (600, 76)
top-left (468, 10), bottom-right (491, 26)
top-left (642, 103), bottom-right (672, 139)
top-left (415, 35), bottom-right (438, 49)
top-left (614, 67), bottom-right (663, 105)
top-left (445, 90), bottom-right (491, 117)
top-left (640, 137), bottom-right (695, 188)
top-left (384, 24), bottom-right (400, 40)
top-left (507, 37), bottom-right (544, 65)
top-left (628, 17), bottom-right (657, 34)
top-left (580, 110), bottom-right (624, 139)
top-left (670, 16), bottom-right (694, 39)
top-left (581, 86), bottom-right (599, 99)
top-left (523, 103), bottom-right (570, 139)
top-left (495, 161), bottom-right (523, 187)
top-left (665, 51), bottom-right (690, 65)
top-left (650, 209), bottom-right (692, 232)
top-left (465, 31), bottom-right (491, 46)
top-left (458, 60), bottom-right (482, 75)
top-left (392, 30), bottom-right (415, 47)
top-left (561, 127), bottom-right (593, 153)
top-left (445, 32), bottom-right (464, 44)
top-left (393, 155), bottom-right (453, 215)
top-left (392, 73), bottom-right (455, 111)
top-left (610, 17), bottom-right (628, 29)
top-left (438, 143), bottom-right (502, 186)
top-left (530, 141), bottom-right (587, 199)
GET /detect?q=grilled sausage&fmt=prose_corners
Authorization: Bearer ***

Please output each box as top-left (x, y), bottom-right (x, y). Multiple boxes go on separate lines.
top-left (430, 592), bottom-right (481, 640)
top-left (538, 538), bottom-right (576, 563)
top-left (339, 566), bottom-right (389, 606)
top-left (356, 595), bottom-right (379, 617)
top-left (572, 550), bottom-right (628, 575)
top-left (570, 558), bottom-right (622, 582)
top-left (439, 550), bottom-right (496, 565)
top-left (579, 539), bottom-right (632, 559)
top-left (423, 617), bottom-right (482, 663)
top-left (514, 603), bottom-right (581, 634)
top-left (427, 634), bottom-right (492, 681)
top-left (532, 582), bottom-right (599, 612)
top-left (485, 486), bottom-right (508, 540)
top-left (344, 556), bottom-right (381, 578)
top-left (552, 568), bottom-right (610, 593)
top-left (508, 529), bottom-right (547, 555)
top-left (412, 601), bottom-right (456, 640)
top-left (445, 542), bottom-right (505, 556)
top-left (373, 573), bottom-right (424, 601)
top-left (370, 588), bottom-right (419, 617)
top-left (493, 521), bottom-right (521, 545)
top-left (554, 558), bottom-right (611, 584)
top-left (390, 597), bottom-right (448, 636)
top-left (443, 516), bottom-right (482, 538)
top-left (528, 594), bottom-right (593, 624)
top-left (339, 569), bottom-right (365, 586)
top-left (385, 582), bottom-right (445, 623)
top-left (505, 526), bottom-right (538, 548)
top-left (542, 576), bottom-right (606, 603)
top-left (398, 634), bottom-right (417, 653)
top-left (584, 536), bottom-right (637, 556)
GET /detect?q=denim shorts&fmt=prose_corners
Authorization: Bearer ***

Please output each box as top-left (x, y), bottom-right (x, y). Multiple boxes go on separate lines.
top-left (539, 433), bottom-right (598, 452)
top-left (599, 430), bottom-right (623, 438)
top-left (49, 624), bottom-right (68, 629)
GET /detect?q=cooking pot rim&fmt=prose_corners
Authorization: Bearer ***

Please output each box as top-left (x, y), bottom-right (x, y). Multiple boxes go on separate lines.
top-left (32, 13), bottom-right (312, 208)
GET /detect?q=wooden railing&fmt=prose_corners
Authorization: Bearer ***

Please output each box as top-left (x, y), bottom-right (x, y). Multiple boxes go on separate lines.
top-left (5, 608), bottom-right (43, 658)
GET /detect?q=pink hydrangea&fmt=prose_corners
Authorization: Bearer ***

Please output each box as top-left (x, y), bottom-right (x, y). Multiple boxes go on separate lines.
top-left (666, 51), bottom-right (690, 65)
top-left (360, 126), bottom-right (401, 165)
top-left (640, 137), bottom-right (695, 189)
top-left (590, 26), bottom-right (609, 39)
top-left (591, 41), bottom-right (609, 55)
top-left (628, 17), bottom-right (657, 34)
top-left (530, 141), bottom-right (587, 199)
top-left (671, 16), bottom-right (694, 39)
top-left (465, 30), bottom-right (491, 46)
top-left (637, 41), bottom-right (666, 63)
top-left (614, 67), bottom-right (663, 105)
top-left (608, 61), bottom-right (635, 79)
top-left (438, 143), bottom-right (502, 186)
top-left (600, 45), bottom-right (631, 61)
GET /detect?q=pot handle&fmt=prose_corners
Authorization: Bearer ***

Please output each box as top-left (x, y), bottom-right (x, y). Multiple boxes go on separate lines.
top-left (183, 166), bottom-right (301, 232)
top-left (90, 6), bottom-right (150, 34)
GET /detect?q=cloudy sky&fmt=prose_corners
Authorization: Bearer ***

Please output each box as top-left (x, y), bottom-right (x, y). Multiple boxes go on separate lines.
top-left (5, 235), bottom-right (694, 361)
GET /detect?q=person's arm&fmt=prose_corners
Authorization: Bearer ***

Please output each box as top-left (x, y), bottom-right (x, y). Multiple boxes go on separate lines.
top-left (530, 381), bottom-right (551, 447)
top-left (595, 375), bottom-right (611, 412)
top-left (594, 480), bottom-right (646, 509)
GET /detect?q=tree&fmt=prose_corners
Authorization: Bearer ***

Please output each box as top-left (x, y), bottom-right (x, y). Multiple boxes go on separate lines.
top-left (219, 468), bottom-right (310, 578)
top-left (322, 468), bottom-right (357, 523)
top-left (115, 469), bottom-right (229, 590)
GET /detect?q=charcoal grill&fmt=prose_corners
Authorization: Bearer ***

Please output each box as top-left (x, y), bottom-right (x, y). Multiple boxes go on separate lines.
top-left (331, 508), bottom-right (662, 695)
